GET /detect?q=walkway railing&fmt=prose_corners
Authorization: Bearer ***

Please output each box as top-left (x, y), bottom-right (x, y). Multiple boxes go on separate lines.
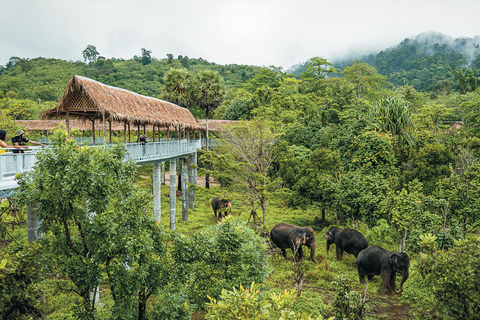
top-left (0, 139), bottom-right (202, 198)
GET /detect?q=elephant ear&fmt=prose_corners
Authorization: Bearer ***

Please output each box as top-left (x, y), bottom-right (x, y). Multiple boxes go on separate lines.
top-left (389, 253), bottom-right (398, 268)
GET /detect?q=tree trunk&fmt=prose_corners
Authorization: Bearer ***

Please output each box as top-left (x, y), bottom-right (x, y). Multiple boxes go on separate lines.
top-left (205, 108), bottom-right (210, 189)
top-left (138, 284), bottom-right (146, 320)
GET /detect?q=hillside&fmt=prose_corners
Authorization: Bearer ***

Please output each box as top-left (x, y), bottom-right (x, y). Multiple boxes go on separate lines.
top-left (292, 32), bottom-right (480, 92)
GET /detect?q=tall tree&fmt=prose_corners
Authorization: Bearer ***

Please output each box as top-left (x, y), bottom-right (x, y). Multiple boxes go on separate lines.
top-left (195, 70), bottom-right (226, 188)
top-left (17, 131), bottom-right (169, 320)
top-left (82, 45), bottom-right (99, 64)
top-left (201, 120), bottom-right (280, 232)
top-left (18, 58), bottom-right (34, 76)
top-left (368, 96), bottom-right (415, 148)
top-left (342, 60), bottom-right (386, 100)
top-left (141, 48), bottom-right (152, 65)
top-left (162, 68), bottom-right (195, 108)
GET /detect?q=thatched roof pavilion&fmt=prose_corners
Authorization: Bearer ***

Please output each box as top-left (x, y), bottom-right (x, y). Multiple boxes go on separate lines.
top-left (41, 75), bottom-right (204, 142)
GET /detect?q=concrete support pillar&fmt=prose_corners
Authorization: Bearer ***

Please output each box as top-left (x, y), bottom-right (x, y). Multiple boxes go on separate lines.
top-left (153, 162), bottom-right (161, 222)
top-left (161, 162), bottom-right (165, 185)
top-left (85, 201), bottom-right (100, 305)
top-left (188, 152), bottom-right (197, 211)
top-left (169, 158), bottom-right (177, 230)
top-left (27, 204), bottom-right (43, 242)
top-left (181, 157), bottom-right (188, 221)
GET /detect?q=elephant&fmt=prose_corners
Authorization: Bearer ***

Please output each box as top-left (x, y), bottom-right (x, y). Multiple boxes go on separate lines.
top-left (211, 196), bottom-right (232, 219)
top-left (270, 223), bottom-right (318, 264)
top-left (325, 227), bottom-right (368, 260)
top-left (356, 246), bottom-right (410, 295)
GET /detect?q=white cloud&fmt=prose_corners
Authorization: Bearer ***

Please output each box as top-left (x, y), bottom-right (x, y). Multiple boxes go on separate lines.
top-left (1, 0), bottom-right (479, 68)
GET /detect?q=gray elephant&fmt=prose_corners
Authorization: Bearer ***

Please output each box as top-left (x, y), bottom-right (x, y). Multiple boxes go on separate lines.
top-left (211, 196), bottom-right (232, 219)
top-left (270, 223), bottom-right (318, 264)
top-left (356, 246), bottom-right (410, 295)
top-left (325, 227), bottom-right (368, 260)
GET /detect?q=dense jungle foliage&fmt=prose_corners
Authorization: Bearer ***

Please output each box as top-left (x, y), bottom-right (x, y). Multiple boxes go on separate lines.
top-left (1, 33), bottom-right (480, 319)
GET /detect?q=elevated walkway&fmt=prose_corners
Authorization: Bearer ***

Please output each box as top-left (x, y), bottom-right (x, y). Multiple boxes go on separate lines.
top-left (0, 139), bottom-right (201, 198)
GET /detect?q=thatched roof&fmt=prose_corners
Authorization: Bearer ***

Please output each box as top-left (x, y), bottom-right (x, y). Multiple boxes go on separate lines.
top-left (41, 75), bottom-right (204, 130)
top-left (16, 120), bottom-right (184, 132)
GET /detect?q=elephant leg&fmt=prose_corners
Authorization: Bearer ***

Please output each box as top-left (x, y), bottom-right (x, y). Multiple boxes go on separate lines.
top-left (213, 210), bottom-right (217, 217)
top-left (358, 268), bottom-right (366, 285)
top-left (367, 275), bottom-right (374, 281)
top-left (389, 272), bottom-right (397, 293)
top-left (380, 271), bottom-right (390, 295)
top-left (281, 249), bottom-right (288, 259)
top-left (336, 247), bottom-right (343, 261)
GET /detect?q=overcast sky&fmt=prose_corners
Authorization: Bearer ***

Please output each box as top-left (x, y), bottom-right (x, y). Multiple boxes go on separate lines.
top-left (1, 0), bottom-right (479, 69)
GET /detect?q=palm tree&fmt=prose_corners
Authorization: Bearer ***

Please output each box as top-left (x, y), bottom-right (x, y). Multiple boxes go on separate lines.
top-left (369, 96), bottom-right (414, 148)
top-left (195, 70), bottom-right (226, 188)
top-left (162, 68), bottom-right (194, 108)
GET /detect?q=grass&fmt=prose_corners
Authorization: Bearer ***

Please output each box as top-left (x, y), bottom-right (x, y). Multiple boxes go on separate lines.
top-left (2, 165), bottom-right (416, 319)
top-left (134, 164), bottom-right (416, 319)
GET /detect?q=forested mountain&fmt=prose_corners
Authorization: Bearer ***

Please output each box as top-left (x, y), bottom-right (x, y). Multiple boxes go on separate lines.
top-left (292, 32), bottom-right (480, 93)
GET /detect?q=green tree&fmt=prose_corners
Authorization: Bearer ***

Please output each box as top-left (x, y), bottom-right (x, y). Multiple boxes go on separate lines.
top-left (195, 70), bottom-right (226, 188)
top-left (202, 120), bottom-right (280, 232)
top-left (412, 104), bottom-right (449, 138)
top-left (141, 48), bottom-right (152, 65)
top-left (436, 162), bottom-right (480, 231)
top-left (417, 236), bottom-right (480, 319)
top-left (342, 60), bottom-right (386, 100)
top-left (172, 218), bottom-right (270, 309)
top-left (162, 68), bottom-right (195, 108)
top-left (368, 96), bottom-right (415, 147)
top-left (82, 45), bottom-right (100, 64)
top-left (18, 58), bottom-right (34, 76)
top-left (17, 131), bottom-right (169, 320)
top-left (289, 148), bottom-right (342, 221)
top-left (0, 243), bottom-right (45, 319)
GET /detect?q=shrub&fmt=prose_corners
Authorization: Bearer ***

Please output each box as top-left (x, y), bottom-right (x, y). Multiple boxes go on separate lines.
top-left (332, 276), bottom-right (366, 320)
top-left (205, 282), bottom-right (328, 320)
top-left (417, 235), bottom-right (480, 319)
top-left (172, 217), bottom-right (271, 309)
top-left (0, 243), bottom-right (45, 319)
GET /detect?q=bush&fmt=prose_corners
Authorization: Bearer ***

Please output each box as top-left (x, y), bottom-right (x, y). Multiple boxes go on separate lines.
top-left (416, 235), bottom-right (480, 319)
top-left (172, 217), bottom-right (271, 309)
top-left (0, 243), bottom-right (45, 319)
top-left (332, 276), bottom-right (366, 320)
top-left (205, 282), bottom-right (327, 320)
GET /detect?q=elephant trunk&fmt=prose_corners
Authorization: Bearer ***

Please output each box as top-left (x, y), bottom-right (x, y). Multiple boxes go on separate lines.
top-left (397, 269), bottom-right (409, 293)
top-left (310, 242), bottom-right (318, 264)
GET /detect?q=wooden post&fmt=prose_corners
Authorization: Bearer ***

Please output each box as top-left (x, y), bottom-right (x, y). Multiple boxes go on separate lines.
top-left (66, 111), bottom-right (70, 136)
top-left (92, 119), bottom-right (95, 144)
top-left (102, 112), bottom-right (106, 145)
top-left (108, 120), bottom-right (112, 143)
top-left (169, 158), bottom-right (177, 230)
top-left (124, 121), bottom-right (127, 143)
top-left (137, 124), bottom-right (140, 142)
top-left (128, 123), bottom-right (131, 142)
top-left (153, 125), bottom-right (156, 142)
top-left (143, 124), bottom-right (146, 135)
top-left (166, 129), bottom-right (169, 141)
